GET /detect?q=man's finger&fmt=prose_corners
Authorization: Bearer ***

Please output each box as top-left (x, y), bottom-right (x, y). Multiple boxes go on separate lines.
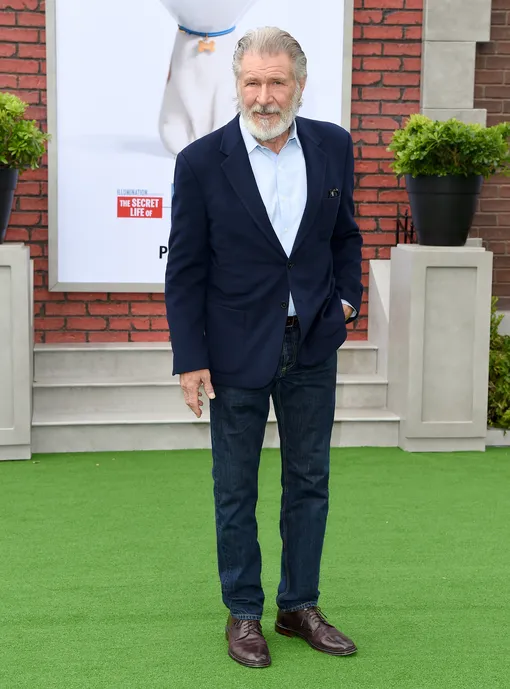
top-left (202, 372), bottom-right (216, 400)
top-left (183, 388), bottom-right (201, 418)
top-left (188, 402), bottom-right (201, 418)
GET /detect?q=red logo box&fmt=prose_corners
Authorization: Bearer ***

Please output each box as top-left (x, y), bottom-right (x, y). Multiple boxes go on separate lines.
top-left (117, 196), bottom-right (163, 218)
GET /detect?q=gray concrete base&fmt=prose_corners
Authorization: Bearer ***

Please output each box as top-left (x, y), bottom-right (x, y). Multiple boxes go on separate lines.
top-left (387, 245), bottom-right (493, 453)
top-left (0, 245), bottom-right (33, 461)
top-left (0, 445), bottom-right (31, 461)
top-left (401, 437), bottom-right (486, 453)
top-left (486, 428), bottom-right (510, 447)
top-left (422, 109), bottom-right (487, 125)
top-left (498, 311), bottom-right (510, 337)
top-left (465, 238), bottom-right (483, 247)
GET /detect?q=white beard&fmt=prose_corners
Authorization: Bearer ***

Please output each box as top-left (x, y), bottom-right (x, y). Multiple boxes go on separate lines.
top-left (239, 87), bottom-right (303, 142)
top-left (158, 0), bottom-right (259, 156)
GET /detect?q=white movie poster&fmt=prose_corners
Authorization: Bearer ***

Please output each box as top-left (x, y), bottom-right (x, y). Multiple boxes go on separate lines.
top-left (49, 0), bottom-right (351, 290)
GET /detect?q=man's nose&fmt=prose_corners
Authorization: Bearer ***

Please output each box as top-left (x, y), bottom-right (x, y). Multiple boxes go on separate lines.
top-left (257, 84), bottom-right (272, 105)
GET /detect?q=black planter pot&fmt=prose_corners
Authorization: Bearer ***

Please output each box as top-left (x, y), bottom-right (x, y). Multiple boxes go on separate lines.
top-left (0, 168), bottom-right (19, 244)
top-left (405, 174), bottom-right (483, 246)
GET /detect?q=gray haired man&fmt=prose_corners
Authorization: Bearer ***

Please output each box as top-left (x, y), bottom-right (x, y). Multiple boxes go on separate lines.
top-left (165, 26), bottom-right (363, 668)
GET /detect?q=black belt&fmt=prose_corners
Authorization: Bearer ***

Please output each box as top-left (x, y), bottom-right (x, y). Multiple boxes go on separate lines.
top-left (286, 316), bottom-right (299, 328)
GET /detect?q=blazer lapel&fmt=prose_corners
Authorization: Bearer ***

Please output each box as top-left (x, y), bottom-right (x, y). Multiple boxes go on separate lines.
top-left (291, 120), bottom-right (327, 256)
top-left (221, 118), bottom-right (287, 258)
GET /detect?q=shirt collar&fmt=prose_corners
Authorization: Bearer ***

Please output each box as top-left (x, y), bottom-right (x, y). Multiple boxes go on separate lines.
top-left (239, 115), bottom-right (301, 154)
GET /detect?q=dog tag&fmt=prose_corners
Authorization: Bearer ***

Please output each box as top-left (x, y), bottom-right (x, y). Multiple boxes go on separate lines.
top-left (198, 38), bottom-right (216, 53)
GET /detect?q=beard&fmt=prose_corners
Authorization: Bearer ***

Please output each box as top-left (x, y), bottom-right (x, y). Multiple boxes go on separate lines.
top-left (238, 85), bottom-right (303, 142)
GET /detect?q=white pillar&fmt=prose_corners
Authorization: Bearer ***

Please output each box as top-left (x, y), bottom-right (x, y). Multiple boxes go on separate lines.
top-left (387, 245), bottom-right (492, 452)
top-left (0, 244), bottom-right (33, 460)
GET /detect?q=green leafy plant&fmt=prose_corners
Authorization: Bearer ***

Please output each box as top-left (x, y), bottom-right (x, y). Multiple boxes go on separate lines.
top-left (488, 296), bottom-right (510, 431)
top-left (388, 114), bottom-right (510, 179)
top-left (0, 92), bottom-right (50, 171)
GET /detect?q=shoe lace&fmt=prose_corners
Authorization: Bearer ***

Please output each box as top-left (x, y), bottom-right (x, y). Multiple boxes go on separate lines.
top-left (233, 619), bottom-right (263, 636)
top-left (303, 607), bottom-right (330, 628)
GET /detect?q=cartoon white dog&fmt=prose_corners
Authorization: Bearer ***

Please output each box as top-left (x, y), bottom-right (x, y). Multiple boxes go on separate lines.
top-left (159, 0), bottom-right (259, 156)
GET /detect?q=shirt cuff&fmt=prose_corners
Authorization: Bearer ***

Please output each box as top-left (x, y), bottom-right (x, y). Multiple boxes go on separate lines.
top-left (341, 299), bottom-right (357, 319)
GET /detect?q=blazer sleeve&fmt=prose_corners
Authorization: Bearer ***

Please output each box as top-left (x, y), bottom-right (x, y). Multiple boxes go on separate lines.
top-left (165, 151), bottom-right (209, 375)
top-left (331, 131), bottom-right (363, 324)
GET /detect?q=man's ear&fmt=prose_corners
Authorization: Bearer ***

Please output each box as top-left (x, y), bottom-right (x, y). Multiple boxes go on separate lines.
top-left (299, 77), bottom-right (307, 93)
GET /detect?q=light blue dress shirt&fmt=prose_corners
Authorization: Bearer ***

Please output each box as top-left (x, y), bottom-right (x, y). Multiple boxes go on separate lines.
top-left (239, 117), bottom-right (355, 319)
top-left (239, 117), bottom-right (305, 316)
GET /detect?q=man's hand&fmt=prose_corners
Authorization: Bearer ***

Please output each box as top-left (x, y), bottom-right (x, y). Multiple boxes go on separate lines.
top-left (343, 303), bottom-right (354, 321)
top-left (180, 369), bottom-right (215, 418)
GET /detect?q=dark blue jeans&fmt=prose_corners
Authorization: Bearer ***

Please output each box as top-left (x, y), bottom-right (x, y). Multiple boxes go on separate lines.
top-left (209, 323), bottom-right (337, 620)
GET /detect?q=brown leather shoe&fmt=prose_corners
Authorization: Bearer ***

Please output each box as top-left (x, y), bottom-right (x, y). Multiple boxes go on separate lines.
top-left (275, 607), bottom-right (357, 656)
top-left (225, 615), bottom-right (271, 668)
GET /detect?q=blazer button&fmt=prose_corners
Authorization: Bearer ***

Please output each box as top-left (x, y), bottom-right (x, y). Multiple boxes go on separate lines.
top-left (281, 302), bottom-right (288, 309)
top-left (287, 262), bottom-right (294, 269)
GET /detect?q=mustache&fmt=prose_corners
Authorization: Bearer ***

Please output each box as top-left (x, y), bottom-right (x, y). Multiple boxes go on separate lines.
top-left (250, 105), bottom-right (282, 116)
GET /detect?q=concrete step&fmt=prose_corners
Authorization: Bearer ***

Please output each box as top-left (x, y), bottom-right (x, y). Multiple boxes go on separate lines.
top-left (32, 373), bottom-right (388, 417)
top-left (33, 341), bottom-right (378, 383)
top-left (31, 408), bottom-right (400, 453)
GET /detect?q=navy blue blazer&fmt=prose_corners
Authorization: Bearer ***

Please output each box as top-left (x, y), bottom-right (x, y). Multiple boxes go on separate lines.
top-left (165, 114), bottom-right (363, 389)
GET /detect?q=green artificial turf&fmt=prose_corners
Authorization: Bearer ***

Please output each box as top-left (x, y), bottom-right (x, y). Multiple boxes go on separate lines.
top-left (1, 447), bottom-right (510, 688)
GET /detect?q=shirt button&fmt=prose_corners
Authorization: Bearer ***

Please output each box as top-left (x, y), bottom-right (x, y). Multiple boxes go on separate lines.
top-left (281, 302), bottom-right (288, 309)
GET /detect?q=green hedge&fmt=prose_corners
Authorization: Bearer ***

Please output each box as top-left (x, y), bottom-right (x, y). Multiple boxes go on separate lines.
top-left (488, 297), bottom-right (510, 431)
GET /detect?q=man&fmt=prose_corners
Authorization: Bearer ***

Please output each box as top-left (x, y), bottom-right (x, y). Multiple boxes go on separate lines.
top-left (165, 27), bottom-right (363, 668)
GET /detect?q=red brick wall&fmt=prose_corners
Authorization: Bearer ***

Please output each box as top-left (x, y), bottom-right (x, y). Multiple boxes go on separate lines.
top-left (1, 0), bottom-right (423, 343)
top-left (472, 0), bottom-right (510, 311)
top-left (351, 0), bottom-right (422, 336)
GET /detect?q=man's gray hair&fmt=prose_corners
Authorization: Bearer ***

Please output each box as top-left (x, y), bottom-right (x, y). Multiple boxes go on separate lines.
top-left (232, 27), bottom-right (308, 82)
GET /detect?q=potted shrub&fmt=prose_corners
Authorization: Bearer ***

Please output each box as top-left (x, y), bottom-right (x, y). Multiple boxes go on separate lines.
top-left (388, 114), bottom-right (510, 246)
top-left (0, 92), bottom-right (49, 244)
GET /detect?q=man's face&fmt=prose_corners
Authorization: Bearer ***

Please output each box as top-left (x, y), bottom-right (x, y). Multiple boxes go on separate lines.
top-left (237, 51), bottom-right (305, 141)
